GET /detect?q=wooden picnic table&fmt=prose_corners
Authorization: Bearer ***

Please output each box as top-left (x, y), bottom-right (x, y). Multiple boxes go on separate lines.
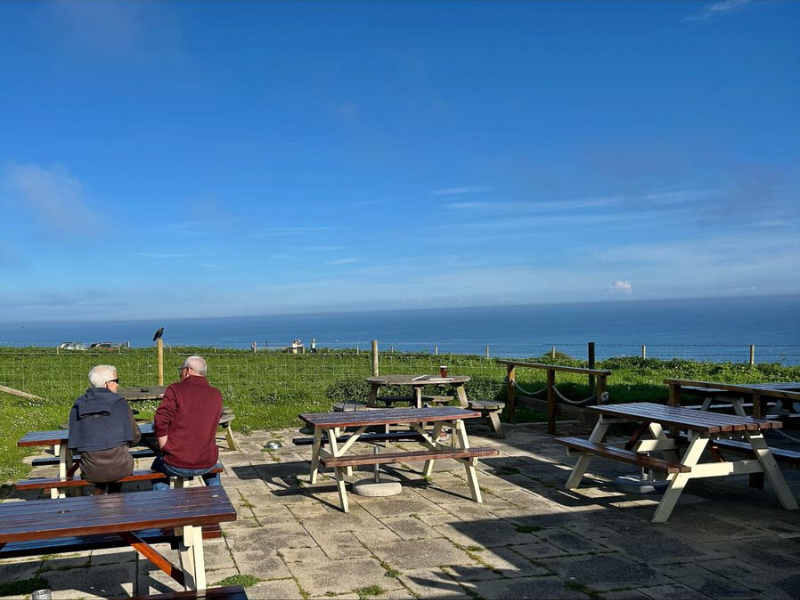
top-left (557, 402), bottom-right (798, 523)
top-left (365, 374), bottom-right (470, 408)
top-left (298, 406), bottom-right (497, 512)
top-left (18, 423), bottom-right (156, 497)
top-left (119, 385), bottom-right (168, 402)
top-left (665, 379), bottom-right (800, 419)
top-left (0, 486), bottom-right (236, 591)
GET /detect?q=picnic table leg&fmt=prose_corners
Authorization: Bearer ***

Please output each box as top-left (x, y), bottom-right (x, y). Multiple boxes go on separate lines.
top-left (367, 384), bottom-right (379, 407)
top-left (651, 435), bottom-right (708, 523)
top-left (333, 467), bottom-right (349, 513)
top-left (455, 420), bottom-right (483, 503)
top-left (422, 422), bottom-right (446, 476)
top-left (455, 384), bottom-right (469, 408)
top-left (309, 427), bottom-right (323, 484)
top-left (564, 418), bottom-right (610, 489)
top-left (178, 524), bottom-right (206, 590)
top-left (53, 443), bottom-right (72, 499)
top-left (746, 431), bottom-right (799, 511)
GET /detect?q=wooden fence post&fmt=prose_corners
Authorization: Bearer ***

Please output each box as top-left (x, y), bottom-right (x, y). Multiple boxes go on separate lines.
top-left (588, 342), bottom-right (595, 393)
top-left (749, 345), bottom-right (755, 365)
top-left (546, 367), bottom-right (557, 435)
top-left (506, 364), bottom-right (517, 422)
top-left (157, 338), bottom-right (164, 385)
top-left (642, 345), bottom-right (646, 359)
top-left (371, 340), bottom-right (379, 376)
top-left (434, 345), bottom-right (438, 355)
top-left (485, 344), bottom-right (490, 359)
top-left (551, 345), bottom-right (556, 359)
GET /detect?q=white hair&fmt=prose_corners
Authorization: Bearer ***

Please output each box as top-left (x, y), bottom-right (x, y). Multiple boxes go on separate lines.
top-left (181, 355), bottom-right (208, 376)
top-left (88, 365), bottom-right (117, 388)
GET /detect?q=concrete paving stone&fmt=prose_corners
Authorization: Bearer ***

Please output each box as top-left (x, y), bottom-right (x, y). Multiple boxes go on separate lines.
top-left (206, 567), bottom-right (241, 585)
top-left (89, 547), bottom-right (137, 566)
top-left (694, 556), bottom-right (771, 580)
top-left (651, 509), bottom-right (767, 542)
top-left (596, 532), bottom-right (719, 565)
top-left (202, 539), bottom-right (238, 571)
top-left (279, 546), bottom-right (328, 564)
top-left (372, 537), bottom-right (481, 572)
top-left (246, 578), bottom-right (305, 599)
top-left (226, 521), bottom-right (312, 552)
top-left (39, 553), bottom-right (91, 572)
top-left (464, 545), bottom-right (552, 579)
top-left (398, 567), bottom-right (471, 598)
top-left (432, 517), bottom-right (544, 549)
top-left (301, 503), bottom-right (399, 536)
top-left (45, 561), bottom-right (135, 598)
top-left (288, 556), bottom-right (394, 597)
top-left (313, 530), bottom-right (378, 560)
top-left (505, 540), bottom-right (575, 560)
top-left (700, 540), bottom-right (800, 574)
top-left (601, 589), bottom-right (652, 599)
top-left (536, 529), bottom-right (613, 554)
top-left (230, 548), bottom-right (293, 580)
top-left (653, 561), bottom-right (771, 599)
top-left (379, 515), bottom-right (443, 540)
top-left (0, 560), bottom-right (43, 592)
top-left (739, 536), bottom-right (800, 565)
top-left (360, 494), bottom-right (448, 518)
top-left (538, 554), bottom-right (672, 592)
top-left (736, 572), bottom-right (800, 600)
top-left (467, 574), bottom-right (590, 600)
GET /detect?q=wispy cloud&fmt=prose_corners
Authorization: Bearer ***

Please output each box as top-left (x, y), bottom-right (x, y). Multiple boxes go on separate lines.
top-left (0, 162), bottom-right (99, 235)
top-left (136, 252), bottom-right (192, 259)
top-left (201, 263), bottom-right (223, 269)
top-left (685, 0), bottom-right (754, 21)
top-left (444, 196), bottom-right (620, 213)
top-left (608, 280), bottom-right (633, 294)
top-left (325, 258), bottom-right (360, 266)
top-left (431, 186), bottom-right (491, 197)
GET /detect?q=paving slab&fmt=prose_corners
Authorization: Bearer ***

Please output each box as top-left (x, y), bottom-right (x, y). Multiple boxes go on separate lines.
top-left (2, 422), bottom-right (799, 599)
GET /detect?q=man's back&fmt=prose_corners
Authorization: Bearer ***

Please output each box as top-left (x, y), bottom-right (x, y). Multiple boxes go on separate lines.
top-left (154, 375), bottom-right (222, 469)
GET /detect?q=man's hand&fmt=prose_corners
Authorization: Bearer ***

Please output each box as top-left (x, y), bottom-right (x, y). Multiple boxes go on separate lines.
top-left (158, 435), bottom-right (168, 449)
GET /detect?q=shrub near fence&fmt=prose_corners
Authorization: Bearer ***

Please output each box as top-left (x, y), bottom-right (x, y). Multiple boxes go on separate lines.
top-left (1, 347), bottom-right (799, 482)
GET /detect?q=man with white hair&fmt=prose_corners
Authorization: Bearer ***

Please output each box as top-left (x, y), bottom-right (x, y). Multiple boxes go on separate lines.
top-left (68, 364), bottom-right (141, 494)
top-left (151, 355), bottom-right (223, 489)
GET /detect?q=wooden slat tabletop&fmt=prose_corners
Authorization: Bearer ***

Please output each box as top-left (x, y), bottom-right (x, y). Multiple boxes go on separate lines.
top-left (590, 402), bottom-right (782, 433)
top-left (299, 407), bottom-right (481, 428)
top-left (365, 375), bottom-right (470, 386)
top-left (119, 386), bottom-right (168, 401)
top-left (18, 422), bottom-right (155, 447)
top-left (0, 486), bottom-right (236, 543)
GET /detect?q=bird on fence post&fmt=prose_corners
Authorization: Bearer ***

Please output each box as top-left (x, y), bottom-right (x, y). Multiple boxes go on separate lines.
top-left (153, 327), bottom-right (164, 385)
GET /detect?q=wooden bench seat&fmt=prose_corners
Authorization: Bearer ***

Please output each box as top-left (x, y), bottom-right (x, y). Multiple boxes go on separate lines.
top-left (467, 400), bottom-right (506, 439)
top-left (320, 446), bottom-right (498, 469)
top-left (711, 438), bottom-right (800, 467)
top-left (292, 431), bottom-right (426, 446)
top-left (556, 436), bottom-right (691, 474)
top-left (125, 586), bottom-right (247, 600)
top-left (15, 464), bottom-right (224, 494)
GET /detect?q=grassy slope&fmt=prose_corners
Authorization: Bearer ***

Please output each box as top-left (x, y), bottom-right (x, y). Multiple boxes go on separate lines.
top-left (1, 347), bottom-right (798, 482)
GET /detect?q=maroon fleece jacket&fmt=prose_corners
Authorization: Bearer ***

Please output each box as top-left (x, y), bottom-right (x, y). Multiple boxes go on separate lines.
top-left (154, 375), bottom-right (222, 469)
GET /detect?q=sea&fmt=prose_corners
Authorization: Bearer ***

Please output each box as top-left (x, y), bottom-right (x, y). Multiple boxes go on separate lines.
top-left (1, 295), bottom-right (799, 364)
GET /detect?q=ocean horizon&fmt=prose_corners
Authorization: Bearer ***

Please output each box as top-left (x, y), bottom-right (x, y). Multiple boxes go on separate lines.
top-left (1, 295), bottom-right (799, 364)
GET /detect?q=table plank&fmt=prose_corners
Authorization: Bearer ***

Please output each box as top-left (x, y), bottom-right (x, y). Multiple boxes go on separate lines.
top-left (300, 407), bottom-right (481, 428)
top-left (18, 422), bottom-right (155, 448)
top-left (0, 487), bottom-right (235, 543)
top-left (590, 402), bottom-right (781, 433)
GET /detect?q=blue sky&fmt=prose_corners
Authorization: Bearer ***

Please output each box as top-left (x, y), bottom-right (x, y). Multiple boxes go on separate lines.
top-left (1, 0), bottom-right (798, 322)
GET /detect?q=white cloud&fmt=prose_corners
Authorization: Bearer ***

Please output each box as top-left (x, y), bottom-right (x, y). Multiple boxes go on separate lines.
top-left (609, 280), bottom-right (633, 294)
top-left (326, 258), bottom-right (360, 265)
top-left (0, 163), bottom-right (99, 234)
top-left (201, 263), bottom-right (223, 269)
top-left (685, 0), bottom-right (754, 21)
top-left (431, 186), bottom-right (490, 197)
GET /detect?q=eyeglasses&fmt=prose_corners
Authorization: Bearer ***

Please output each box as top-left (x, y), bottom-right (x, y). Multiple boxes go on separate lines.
top-left (106, 379), bottom-right (119, 384)
top-left (178, 366), bottom-right (189, 374)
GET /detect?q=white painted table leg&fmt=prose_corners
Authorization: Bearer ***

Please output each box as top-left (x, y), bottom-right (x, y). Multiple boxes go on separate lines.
top-left (179, 524), bottom-right (206, 590)
top-left (747, 431), bottom-right (799, 510)
top-left (309, 426), bottom-right (322, 484)
top-left (564, 418), bottom-right (610, 490)
top-left (651, 435), bottom-right (708, 523)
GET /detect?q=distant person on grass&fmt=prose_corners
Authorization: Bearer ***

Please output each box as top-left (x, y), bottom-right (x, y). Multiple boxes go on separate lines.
top-left (68, 365), bottom-right (141, 495)
top-left (151, 355), bottom-right (223, 489)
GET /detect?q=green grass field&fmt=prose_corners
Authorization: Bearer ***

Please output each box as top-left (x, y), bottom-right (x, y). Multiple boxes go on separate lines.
top-left (2, 346), bottom-right (798, 482)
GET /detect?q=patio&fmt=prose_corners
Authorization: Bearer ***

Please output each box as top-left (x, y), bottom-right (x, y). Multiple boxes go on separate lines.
top-left (2, 420), bottom-right (799, 599)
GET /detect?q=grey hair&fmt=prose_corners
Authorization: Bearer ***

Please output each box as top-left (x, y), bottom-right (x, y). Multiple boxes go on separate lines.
top-left (89, 365), bottom-right (117, 388)
top-left (181, 355), bottom-right (208, 376)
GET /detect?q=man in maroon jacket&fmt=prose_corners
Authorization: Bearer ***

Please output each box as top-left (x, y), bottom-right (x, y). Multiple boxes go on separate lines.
top-left (151, 355), bottom-right (223, 490)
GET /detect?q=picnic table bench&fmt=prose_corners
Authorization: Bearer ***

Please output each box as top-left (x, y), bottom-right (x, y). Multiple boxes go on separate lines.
top-left (556, 402), bottom-right (798, 523)
top-left (0, 486), bottom-right (237, 591)
top-left (299, 407), bottom-right (498, 512)
top-left (124, 586), bottom-right (247, 600)
top-left (15, 463), bottom-right (225, 496)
